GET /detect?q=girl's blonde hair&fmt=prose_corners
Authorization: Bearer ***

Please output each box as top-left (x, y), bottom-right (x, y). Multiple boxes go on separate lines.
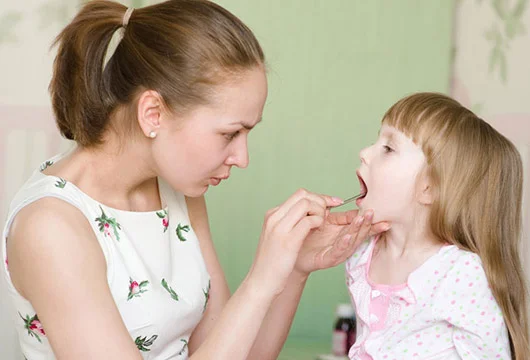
top-left (382, 92), bottom-right (529, 359)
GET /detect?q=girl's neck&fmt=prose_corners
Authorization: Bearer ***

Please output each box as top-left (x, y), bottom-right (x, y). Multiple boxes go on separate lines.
top-left (369, 216), bottom-right (443, 286)
top-left (379, 226), bottom-right (441, 259)
top-left (377, 210), bottom-right (441, 259)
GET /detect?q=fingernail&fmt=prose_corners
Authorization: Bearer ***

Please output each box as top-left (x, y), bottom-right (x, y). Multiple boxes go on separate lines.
top-left (355, 216), bottom-right (364, 225)
top-left (383, 224), bottom-right (391, 231)
top-left (365, 210), bottom-right (373, 221)
top-left (332, 197), bottom-right (343, 204)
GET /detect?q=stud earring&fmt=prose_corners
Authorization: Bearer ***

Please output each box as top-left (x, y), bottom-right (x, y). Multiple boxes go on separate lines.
top-left (149, 131), bottom-right (157, 138)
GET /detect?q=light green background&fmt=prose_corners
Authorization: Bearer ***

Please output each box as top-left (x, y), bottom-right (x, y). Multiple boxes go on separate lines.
top-left (207, 1), bottom-right (455, 357)
top-left (0, 0), bottom-right (454, 358)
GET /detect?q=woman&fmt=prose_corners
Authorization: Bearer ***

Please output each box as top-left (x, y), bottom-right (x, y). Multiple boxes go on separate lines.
top-left (2, 1), bottom-right (387, 359)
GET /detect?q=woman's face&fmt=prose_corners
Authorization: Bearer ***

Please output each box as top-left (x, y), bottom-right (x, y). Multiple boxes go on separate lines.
top-left (153, 67), bottom-right (268, 197)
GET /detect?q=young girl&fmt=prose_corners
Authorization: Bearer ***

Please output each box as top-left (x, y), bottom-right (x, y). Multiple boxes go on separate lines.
top-left (346, 92), bottom-right (529, 359)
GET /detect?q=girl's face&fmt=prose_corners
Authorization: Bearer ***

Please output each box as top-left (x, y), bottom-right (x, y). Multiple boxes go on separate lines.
top-left (153, 67), bottom-right (268, 197)
top-left (356, 124), bottom-right (428, 223)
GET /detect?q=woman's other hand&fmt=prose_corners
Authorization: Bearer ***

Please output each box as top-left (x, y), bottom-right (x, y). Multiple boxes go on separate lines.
top-left (294, 208), bottom-right (390, 275)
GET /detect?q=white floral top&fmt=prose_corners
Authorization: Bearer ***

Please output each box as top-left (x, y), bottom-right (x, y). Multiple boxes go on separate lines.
top-left (345, 237), bottom-right (511, 360)
top-left (2, 154), bottom-right (211, 359)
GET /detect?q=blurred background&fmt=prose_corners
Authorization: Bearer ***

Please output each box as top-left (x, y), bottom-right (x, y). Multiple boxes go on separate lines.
top-left (0, 1), bottom-right (528, 359)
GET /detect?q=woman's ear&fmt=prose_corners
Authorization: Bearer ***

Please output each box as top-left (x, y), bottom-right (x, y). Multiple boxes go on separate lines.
top-left (137, 90), bottom-right (162, 138)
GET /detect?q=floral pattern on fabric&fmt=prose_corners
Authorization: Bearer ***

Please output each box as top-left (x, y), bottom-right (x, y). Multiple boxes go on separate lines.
top-left (95, 206), bottom-right (122, 241)
top-left (127, 278), bottom-right (149, 301)
top-left (176, 223), bottom-right (190, 242)
top-left (19, 313), bottom-right (45, 343)
top-left (156, 210), bottom-right (169, 232)
top-left (203, 280), bottom-right (211, 312)
top-left (39, 160), bottom-right (53, 172)
top-left (135, 334), bottom-right (158, 352)
top-left (54, 178), bottom-right (66, 189)
top-left (161, 278), bottom-right (179, 301)
top-left (177, 339), bottom-right (189, 356)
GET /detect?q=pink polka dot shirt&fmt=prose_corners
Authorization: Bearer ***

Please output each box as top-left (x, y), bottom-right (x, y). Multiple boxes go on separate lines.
top-left (345, 238), bottom-right (511, 359)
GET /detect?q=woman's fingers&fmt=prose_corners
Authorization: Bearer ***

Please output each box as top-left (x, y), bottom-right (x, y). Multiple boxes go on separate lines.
top-left (321, 211), bottom-right (376, 267)
top-left (369, 221), bottom-right (391, 236)
top-left (334, 214), bottom-right (368, 260)
top-left (290, 215), bottom-right (325, 244)
top-left (327, 209), bottom-right (359, 225)
top-left (271, 189), bottom-right (341, 221)
top-left (278, 198), bottom-right (326, 231)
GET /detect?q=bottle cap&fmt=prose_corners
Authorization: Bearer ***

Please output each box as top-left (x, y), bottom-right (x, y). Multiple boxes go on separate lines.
top-left (336, 303), bottom-right (354, 318)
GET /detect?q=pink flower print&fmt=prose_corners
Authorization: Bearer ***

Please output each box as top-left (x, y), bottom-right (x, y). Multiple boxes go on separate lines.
top-left (19, 313), bottom-right (46, 343)
top-left (127, 278), bottom-right (149, 300)
top-left (156, 210), bottom-right (169, 233)
top-left (95, 206), bottom-right (122, 241)
top-left (130, 281), bottom-right (139, 294)
top-left (30, 319), bottom-right (46, 336)
top-left (104, 223), bottom-right (112, 238)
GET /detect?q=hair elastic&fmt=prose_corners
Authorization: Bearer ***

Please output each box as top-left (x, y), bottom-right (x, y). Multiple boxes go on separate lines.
top-left (123, 8), bottom-right (134, 28)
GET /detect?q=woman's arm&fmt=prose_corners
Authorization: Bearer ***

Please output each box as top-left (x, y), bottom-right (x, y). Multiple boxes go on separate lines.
top-left (7, 198), bottom-right (142, 360)
top-left (185, 195), bottom-right (231, 353)
top-left (246, 209), bottom-right (381, 360)
top-left (185, 189), bottom-right (332, 359)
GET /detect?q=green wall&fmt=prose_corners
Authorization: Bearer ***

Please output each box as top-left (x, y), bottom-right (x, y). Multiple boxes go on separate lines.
top-left (207, 0), bottom-right (455, 346)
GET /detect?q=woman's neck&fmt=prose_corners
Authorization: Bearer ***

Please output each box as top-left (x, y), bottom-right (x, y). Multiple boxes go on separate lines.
top-left (46, 138), bottom-right (162, 212)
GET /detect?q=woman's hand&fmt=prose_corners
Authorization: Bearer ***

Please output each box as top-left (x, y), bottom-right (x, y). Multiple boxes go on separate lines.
top-left (246, 189), bottom-right (343, 297)
top-left (294, 208), bottom-right (390, 276)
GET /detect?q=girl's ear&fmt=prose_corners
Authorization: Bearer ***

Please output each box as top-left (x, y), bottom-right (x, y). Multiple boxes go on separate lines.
top-left (417, 167), bottom-right (435, 205)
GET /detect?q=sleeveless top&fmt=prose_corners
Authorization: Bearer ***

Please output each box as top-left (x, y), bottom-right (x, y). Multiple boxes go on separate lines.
top-left (2, 154), bottom-right (211, 360)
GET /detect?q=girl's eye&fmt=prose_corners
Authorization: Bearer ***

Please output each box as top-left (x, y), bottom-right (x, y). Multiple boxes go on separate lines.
top-left (224, 131), bottom-right (240, 141)
top-left (383, 145), bottom-right (393, 153)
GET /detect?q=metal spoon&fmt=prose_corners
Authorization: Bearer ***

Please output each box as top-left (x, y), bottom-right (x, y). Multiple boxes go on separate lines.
top-left (329, 193), bottom-right (363, 208)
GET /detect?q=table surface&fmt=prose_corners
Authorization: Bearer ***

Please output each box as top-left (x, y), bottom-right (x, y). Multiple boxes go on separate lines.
top-left (277, 338), bottom-right (347, 360)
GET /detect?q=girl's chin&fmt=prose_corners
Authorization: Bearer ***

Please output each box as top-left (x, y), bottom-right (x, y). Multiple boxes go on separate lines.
top-left (357, 205), bottom-right (385, 224)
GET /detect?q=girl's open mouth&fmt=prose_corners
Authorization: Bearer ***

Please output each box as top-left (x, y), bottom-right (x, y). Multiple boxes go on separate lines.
top-left (357, 172), bottom-right (368, 200)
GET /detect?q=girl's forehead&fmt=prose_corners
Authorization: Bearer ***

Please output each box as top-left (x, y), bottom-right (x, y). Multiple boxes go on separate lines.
top-left (378, 125), bottom-right (406, 142)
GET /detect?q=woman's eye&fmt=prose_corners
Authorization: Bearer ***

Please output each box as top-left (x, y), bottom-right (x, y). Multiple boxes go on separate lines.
top-left (225, 131), bottom-right (240, 141)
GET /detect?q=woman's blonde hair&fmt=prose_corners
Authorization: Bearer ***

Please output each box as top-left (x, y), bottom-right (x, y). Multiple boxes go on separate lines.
top-left (382, 92), bottom-right (529, 359)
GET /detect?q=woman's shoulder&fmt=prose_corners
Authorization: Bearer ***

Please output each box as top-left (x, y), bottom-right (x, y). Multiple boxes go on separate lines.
top-left (7, 196), bottom-right (99, 259)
